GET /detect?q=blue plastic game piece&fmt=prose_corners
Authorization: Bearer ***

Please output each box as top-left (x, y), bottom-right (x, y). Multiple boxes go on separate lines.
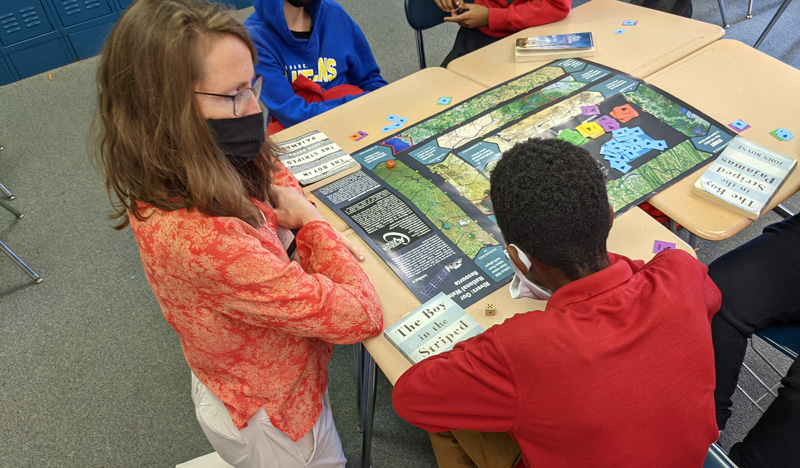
top-left (622, 20), bottom-right (638, 26)
top-left (615, 29), bottom-right (625, 34)
top-left (776, 127), bottom-right (794, 141)
top-left (386, 115), bottom-right (399, 122)
top-left (437, 97), bottom-right (452, 105)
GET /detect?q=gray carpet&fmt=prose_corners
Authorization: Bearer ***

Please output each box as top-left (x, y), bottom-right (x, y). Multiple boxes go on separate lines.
top-left (1, 0), bottom-right (798, 466)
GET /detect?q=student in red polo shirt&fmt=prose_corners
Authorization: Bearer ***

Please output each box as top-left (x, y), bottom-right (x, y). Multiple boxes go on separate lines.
top-left (393, 138), bottom-right (721, 468)
top-left (433, 0), bottom-right (571, 67)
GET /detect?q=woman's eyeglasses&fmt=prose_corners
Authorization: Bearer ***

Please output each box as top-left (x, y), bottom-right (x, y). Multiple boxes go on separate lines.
top-left (194, 75), bottom-right (263, 117)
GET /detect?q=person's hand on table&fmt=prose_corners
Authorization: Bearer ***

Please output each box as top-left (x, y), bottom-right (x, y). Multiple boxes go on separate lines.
top-left (335, 230), bottom-right (365, 262)
top-left (443, 3), bottom-right (489, 28)
top-left (269, 185), bottom-right (365, 262)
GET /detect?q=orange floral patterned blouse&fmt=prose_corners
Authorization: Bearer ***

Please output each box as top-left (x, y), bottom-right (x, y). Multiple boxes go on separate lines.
top-left (129, 168), bottom-right (383, 441)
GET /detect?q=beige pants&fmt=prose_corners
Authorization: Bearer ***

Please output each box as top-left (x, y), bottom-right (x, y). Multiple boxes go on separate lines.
top-left (191, 373), bottom-right (346, 468)
top-left (429, 430), bottom-right (522, 468)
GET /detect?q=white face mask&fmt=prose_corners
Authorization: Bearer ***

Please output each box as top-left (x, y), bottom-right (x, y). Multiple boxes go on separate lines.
top-left (506, 244), bottom-right (552, 300)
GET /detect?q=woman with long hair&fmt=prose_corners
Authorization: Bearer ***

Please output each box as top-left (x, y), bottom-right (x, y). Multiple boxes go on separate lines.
top-left (93, 1), bottom-right (382, 466)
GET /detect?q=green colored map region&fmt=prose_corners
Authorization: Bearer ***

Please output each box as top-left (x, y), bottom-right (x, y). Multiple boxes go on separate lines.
top-left (373, 160), bottom-right (498, 259)
top-left (607, 140), bottom-right (712, 211)
top-left (539, 78), bottom-right (588, 101)
top-left (623, 86), bottom-right (710, 138)
top-left (400, 66), bottom-right (567, 145)
top-left (430, 154), bottom-right (493, 215)
top-left (436, 78), bottom-right (592, 149)
top-left (484, 159), bottom-right (499, 178)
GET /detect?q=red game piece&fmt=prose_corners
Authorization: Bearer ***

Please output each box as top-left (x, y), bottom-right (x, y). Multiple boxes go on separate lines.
top-left (386, 159), bottom-right (395, 168)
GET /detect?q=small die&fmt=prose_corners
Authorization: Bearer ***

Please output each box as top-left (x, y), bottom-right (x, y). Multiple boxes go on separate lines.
top-left (485, 303), bottom-right (496, 316)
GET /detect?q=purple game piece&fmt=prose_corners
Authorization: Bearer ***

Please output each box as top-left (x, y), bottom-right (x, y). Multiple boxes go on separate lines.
top-left (596, 115), bottom-right (620, 132)
top-left (653, 240), bottom-right (676, 253)
top-left (581, 105), bottom-right (600, 116)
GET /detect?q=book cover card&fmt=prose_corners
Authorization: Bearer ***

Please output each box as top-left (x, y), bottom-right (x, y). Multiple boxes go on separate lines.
top-left (384, 292), bottom-right (484, 364)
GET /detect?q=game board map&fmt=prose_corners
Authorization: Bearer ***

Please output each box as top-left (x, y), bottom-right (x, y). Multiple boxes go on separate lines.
top-left (313, 58), bottom-right (736, 307)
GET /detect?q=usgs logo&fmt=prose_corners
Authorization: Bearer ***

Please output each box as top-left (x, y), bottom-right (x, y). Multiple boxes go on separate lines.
top-left (381, 232), bottom-right (410, 251)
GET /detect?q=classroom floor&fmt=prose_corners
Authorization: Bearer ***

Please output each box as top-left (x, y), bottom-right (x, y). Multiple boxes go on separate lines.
top-left (1, 0), bottom-right (798, 466)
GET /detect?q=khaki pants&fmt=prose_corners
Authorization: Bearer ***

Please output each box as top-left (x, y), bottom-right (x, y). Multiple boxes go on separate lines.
top-left (429, 430), bottom-right (522, 468)
top-left (191, 373), bottom-right (346, 468)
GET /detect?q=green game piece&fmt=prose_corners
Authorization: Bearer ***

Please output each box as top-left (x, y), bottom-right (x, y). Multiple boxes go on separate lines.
top-left (557, 128), bottom-right (589, 146)
top-left (468, 233), bottom-right (475, 238)
top-left (770, 129), bottom-right (785, 141)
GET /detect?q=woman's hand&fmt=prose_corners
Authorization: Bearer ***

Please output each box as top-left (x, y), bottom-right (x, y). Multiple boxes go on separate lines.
top-left (269, 185), bottom-right (326, 229)
top-left (270, 186), bottom-right (366, 262)
top-left (336, 229), bottom-right (365, 262)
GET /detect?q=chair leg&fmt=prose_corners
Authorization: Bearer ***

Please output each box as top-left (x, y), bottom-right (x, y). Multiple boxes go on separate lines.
top-left (0, 239), bottom-right (43, 283)
top-left (354, 343), bottom-right (364, 431)
top-left (0, 181), bottom-right (15, 200)
top-left (0, 200), bottom-right (24, 219)
top-left (415, 30), bottom-right (427, 69)
top-left (773, 204), bottom-right (796, 219)
top-left (747, 0), bottom-right (754, 18)
top-left (360, 350), bottom-right (377, 468)
top-left (754, 0), bottom-right (794, 49)
top-left (717, 0), bottom-right (731, 28)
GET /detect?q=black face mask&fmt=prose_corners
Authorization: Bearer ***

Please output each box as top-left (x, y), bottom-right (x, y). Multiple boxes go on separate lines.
top-left (207, 112), bottom-right (265, 168)
top-left (287, 0), bottom-right (313, 7)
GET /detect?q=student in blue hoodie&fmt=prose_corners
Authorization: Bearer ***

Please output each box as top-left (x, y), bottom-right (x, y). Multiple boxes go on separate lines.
top-left (245, 0), bottom-right (387, 131)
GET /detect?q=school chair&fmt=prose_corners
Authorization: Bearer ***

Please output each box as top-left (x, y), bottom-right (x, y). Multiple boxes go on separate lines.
top-left (404, 0), bottom-right (449, 69)
top-left (1, 202), bottom-right (43, 284)
top-left (404, 0), bottom-right (474, 69)
top-left (1, 145), bottom-right (42, 283)
top-left (737, 324), bottom-right (799, 412)
top-left (704, 442), bottom-right (738, 467)
top-left (0, 144), bottom-right (13, 200)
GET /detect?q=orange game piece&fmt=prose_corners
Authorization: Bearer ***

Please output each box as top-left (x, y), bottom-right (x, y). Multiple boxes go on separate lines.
top-left (386, 159), bottom-right (395, 168)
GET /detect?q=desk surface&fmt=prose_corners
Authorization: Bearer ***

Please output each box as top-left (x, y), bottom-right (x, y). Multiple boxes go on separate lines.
top-left (272, 67), bottom-right (487, 232)
top-left (358, 206), bottom-right (696, 385)
top-left (646, 40), bottom-right (800, 241)
top-left (446, 0), bottom-right (724, 87)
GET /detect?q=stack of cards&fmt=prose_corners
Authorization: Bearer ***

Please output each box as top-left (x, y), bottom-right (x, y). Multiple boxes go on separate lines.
top-left (349, 130), bottom-right (369, 141)
top-left (600, 126), bottom-right (668, 173)
top-left (728, 119), bottom-right (750, 133)
top-left (610, 104), bottom-right (639, 123)
top-left (770, 127), bottom-right (794, 141)
top-left (596, 115), bottom-right (621, 132)
top-left (580, 105), bottom-right (600, 116)
top-left (557, 128), bottom-right (589, 146)
top-left (576, 121), bottom-right (605, 139)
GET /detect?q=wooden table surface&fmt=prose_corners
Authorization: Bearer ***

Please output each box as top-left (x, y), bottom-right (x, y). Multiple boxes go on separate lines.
top-left (646, 40), bottom-right (800, 241)
top-left (446, 0), bottom-right (724, 87)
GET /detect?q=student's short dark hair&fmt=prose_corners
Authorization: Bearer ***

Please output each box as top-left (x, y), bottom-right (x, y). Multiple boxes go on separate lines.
top-left (489, 138), bottom-right (610, 280)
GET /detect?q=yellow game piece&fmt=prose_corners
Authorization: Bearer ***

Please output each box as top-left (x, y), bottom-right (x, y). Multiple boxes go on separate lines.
top-left (576, 122), bottom-right (605, 139)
